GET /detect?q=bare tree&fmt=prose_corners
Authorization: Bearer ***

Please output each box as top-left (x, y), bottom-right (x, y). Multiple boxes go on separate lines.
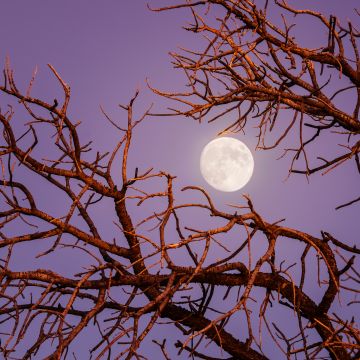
top-left (0, 1), bottom-right (359, 359)
top-left (150, 0), bottom-right (360, 208)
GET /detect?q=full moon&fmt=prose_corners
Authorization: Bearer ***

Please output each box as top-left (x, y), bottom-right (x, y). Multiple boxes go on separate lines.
top-left (200, 137), bottom-right (254, 192)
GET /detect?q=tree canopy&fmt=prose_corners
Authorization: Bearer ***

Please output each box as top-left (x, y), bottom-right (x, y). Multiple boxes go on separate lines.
top-left (0, 1), bottom-right (359, 359)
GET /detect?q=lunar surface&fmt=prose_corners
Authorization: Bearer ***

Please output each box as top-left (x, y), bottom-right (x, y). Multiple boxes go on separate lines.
top-left (200, 137), bottom-right (254, 192)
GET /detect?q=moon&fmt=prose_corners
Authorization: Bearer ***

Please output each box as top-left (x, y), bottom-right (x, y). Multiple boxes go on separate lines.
top-left (200, 137), bottom-right (254, 192)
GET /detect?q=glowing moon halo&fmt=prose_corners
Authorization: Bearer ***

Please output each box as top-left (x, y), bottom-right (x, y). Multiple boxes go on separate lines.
top-left (200, 137), bottom-right (254, 192)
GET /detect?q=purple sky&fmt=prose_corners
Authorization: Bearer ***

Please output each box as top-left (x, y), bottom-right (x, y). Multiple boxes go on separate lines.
top-left (1, 1), bottom-right (358, 358)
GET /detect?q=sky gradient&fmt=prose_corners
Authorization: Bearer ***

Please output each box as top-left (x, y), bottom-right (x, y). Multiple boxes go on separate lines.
top-left (0, 1), bottom-right (358, 358)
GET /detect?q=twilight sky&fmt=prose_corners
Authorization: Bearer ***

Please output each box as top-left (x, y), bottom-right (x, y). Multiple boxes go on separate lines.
top-left (0, 1), bottom-right (358, 358)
